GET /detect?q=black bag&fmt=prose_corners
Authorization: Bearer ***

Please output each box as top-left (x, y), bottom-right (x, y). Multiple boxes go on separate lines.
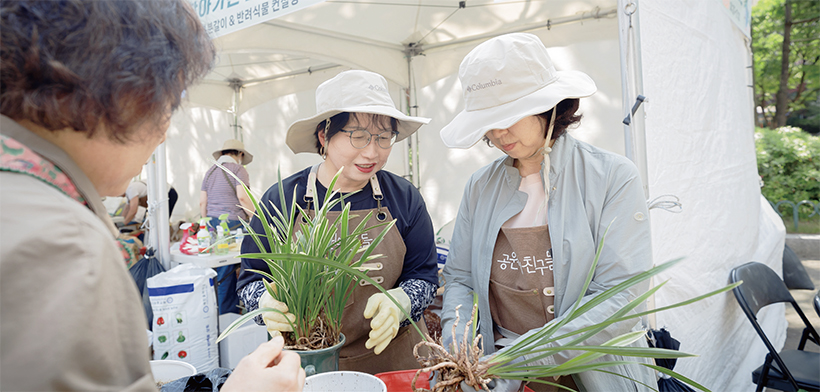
top-left (160, 368), bottom-right (233, 392)
top-left (129, 248), bottom-right (167, 329)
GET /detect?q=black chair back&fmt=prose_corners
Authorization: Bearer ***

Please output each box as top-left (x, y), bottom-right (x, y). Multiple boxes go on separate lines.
top-left (730, 261), bottom-right (820, 392)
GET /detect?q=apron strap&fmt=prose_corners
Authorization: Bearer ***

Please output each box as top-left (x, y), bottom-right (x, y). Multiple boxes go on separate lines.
top-left (306, 164), bottom-right (387, 221)
top-left (304, 164), bottom-right (320, 216)
top-left (369, 175), bottom-right (387, 222)
top-left (495, 324), bottom-right (521, 348)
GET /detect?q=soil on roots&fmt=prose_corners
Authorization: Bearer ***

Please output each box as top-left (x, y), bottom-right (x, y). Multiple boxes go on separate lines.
top-left (282, 317), bottom-right (341, 350)
top-left (413, 305), bottom-right (493, 392)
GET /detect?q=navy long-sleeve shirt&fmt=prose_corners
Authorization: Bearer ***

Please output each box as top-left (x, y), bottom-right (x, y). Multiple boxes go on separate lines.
top-left (237, 167), bottom-right (438, 324)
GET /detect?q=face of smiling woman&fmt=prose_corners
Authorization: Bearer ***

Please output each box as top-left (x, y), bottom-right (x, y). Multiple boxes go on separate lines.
top-left (318, 113), bottom-right (394, 192)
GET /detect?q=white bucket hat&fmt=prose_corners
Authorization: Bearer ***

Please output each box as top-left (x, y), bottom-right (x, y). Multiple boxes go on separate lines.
top-left (440, 32), bottom-right (597, 149)
top-left (212, 139), bottom-right (253, 165)
top-left (286, 70), bottom-right (431, 154)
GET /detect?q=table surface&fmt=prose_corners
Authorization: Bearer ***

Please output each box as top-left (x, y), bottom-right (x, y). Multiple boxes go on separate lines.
top-left (169, 245), bottom-right (240, 269)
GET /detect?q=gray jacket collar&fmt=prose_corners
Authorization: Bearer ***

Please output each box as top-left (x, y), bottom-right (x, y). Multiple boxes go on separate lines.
top-left (1, 115), bottom-right (118, 237)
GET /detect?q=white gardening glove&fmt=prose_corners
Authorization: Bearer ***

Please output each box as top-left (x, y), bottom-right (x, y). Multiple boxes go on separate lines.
top-left (363, 287), bottom-right (411, 354)
top-left (258, 290), bottom-right (296, 337)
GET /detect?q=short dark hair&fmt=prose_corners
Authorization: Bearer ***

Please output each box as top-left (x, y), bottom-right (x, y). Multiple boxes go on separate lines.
top-left (314, 112), bottom-right (398, 153)
top-left (536, 98), bottom-right (582, 140)
top-left (483, 98), bottom-right (582, 147)
top-left (1, 0), bottom-right (215, 143)
top-left (221, 149), bottom-right (241, 156)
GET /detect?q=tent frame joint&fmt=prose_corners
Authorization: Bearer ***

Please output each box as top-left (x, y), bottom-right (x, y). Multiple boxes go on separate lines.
top-left (404, 42), bottom-right (425, 58)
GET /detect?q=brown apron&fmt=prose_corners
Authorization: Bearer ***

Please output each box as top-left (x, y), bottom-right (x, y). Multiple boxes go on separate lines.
top-left (299, 166), bottom-right (427, 374)
top-left (488, 225), bottom-right (577, 392)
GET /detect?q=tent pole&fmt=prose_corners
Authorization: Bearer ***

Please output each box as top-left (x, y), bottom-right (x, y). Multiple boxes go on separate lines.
top-left (410, 59), bottom-right (421, 188)
top-left (618, 0), bottom-right (653, 331)
top-left (146, 143), bottom-right (171, 270)
top-left (617, 0), bottom-right (649, 198)
top-left (422, 7), bottom-right (616, 52)
top-left (155, 143), bottom-right (171, 269)
top-left (405, 45), bottom-right (423, 188)
top-left (229, 79), bottom-right (244, 141)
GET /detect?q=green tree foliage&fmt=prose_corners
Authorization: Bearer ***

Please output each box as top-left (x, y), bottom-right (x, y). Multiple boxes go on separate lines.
top-left (755, 126), bottom-right (820, 218)
top-left (752, 0), bottom-right (820, 129)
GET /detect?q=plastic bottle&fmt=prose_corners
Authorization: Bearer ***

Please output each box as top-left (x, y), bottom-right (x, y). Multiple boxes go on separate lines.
top-left (197, 218), bottom-right (211, 256)
top-left (235, 228), bottom-right (244, 246)
top-left (179, 222), bottom-right (198, 255)
top-left (218, 213), bottom-right (230, 233)
top-left (215, 226), bottom-right (229, 255)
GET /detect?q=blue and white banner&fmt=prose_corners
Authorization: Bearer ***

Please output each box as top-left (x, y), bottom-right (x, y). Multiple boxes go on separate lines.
top-left (719, 0), bottom-right (752, 38)
top-left (191, 0), bottom-right (326, 39)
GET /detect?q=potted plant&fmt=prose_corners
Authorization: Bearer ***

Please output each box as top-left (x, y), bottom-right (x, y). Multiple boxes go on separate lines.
top-left (216, 167), bottom-right (420, 376)
top-left (216, 163), bottom-right (736, 391)
top-left (411, 228), bottom-right (741, 392)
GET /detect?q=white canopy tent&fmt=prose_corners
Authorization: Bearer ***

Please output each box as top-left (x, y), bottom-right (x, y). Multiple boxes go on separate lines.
top-left (143, 0), bottom-right (786, 390)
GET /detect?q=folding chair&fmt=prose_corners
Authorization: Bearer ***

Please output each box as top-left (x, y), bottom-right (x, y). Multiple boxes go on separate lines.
top-left (730, 262), bottom-right (820, 392)
top-left (814, 290), bottom-right (820, 319)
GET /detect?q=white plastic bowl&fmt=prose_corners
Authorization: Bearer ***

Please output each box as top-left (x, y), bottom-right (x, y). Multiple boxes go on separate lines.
top-left (150, 360), bottom-right (197, 384)
top-left (303, 371), bottom-right (387, 392)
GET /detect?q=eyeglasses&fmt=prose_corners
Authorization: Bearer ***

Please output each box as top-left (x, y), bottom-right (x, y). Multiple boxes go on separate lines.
top-left (339, 129), bottom-right (397, 149)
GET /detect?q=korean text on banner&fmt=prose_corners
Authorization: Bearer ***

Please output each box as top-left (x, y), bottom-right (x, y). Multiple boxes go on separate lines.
top-left (191, 0), bottom-right (327, 39)
top-left (718, 0), bottom-right (752, 38)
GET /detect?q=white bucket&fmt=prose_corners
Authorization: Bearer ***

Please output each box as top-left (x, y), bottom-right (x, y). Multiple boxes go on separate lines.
top-left (150, 360), bottom-right (197, 384)
top-left (303, 371), bottom-right (387, 392)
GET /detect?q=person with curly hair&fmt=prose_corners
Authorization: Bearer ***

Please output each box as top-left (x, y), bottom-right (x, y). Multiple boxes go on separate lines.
top-left (0, 1), bottom-right (304, 390)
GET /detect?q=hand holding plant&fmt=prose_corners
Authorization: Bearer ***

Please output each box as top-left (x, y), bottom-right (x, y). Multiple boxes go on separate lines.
top-left (258, 290), bottom-right (295, 336)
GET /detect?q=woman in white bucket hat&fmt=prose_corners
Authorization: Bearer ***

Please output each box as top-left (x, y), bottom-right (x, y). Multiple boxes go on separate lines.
top-left (438, 33), bottom-right (656, 392)
top-left (237, 70), bottom-right (439, 374)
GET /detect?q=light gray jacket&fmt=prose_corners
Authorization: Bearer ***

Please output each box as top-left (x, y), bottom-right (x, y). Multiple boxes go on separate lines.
top-left (441, 134), bottom-right (657, 391)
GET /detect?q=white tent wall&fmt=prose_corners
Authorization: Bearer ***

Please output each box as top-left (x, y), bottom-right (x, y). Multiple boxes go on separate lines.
top-left (165, 107), bottom-right (234, 222)
top-left (640, 1), bottom-right (785, 391)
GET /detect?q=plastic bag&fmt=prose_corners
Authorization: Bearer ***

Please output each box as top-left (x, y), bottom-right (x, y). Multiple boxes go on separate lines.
top-left (130, 248), bottom-right (166, 329)
top-left (160, 368), bottom-right (232, 392)
top-left (148, 264), bottom-right (219, 372)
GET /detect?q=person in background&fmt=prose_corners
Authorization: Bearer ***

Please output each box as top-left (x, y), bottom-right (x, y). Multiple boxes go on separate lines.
top-left (0, 1), bottom-right (304, 391)
top-left (123, 179), bottom-right (179, 224)
top-left (238, 70), bottom-right (439, 374)
top-left (437, 33), bottom-right (656, 391)
top-left (200, 139), bottom-right (254, 314)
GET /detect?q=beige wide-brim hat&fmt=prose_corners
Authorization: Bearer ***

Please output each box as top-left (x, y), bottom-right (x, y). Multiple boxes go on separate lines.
top-left (212, 139), bottom-right (253, 165)
top-left (286, 70), bottom-right (431, 154)
top-left (440, 33), bottom-right (597, 149)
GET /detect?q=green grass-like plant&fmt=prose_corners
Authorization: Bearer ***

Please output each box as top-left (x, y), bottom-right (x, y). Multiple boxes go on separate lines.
top-left (213, 161), bottom-right (740, 391)
top-left (413, 224), bottom-right (741, 392)
top-left (215, 166), bottom-right (416, 350)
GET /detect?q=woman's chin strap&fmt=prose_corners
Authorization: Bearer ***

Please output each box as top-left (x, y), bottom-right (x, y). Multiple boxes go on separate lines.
top-left (537, 108), bottom-right (557, 220)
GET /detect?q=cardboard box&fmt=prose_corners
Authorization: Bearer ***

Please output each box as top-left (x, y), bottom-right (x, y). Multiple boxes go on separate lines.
top-left (218, 313), bottom-right (269, 369)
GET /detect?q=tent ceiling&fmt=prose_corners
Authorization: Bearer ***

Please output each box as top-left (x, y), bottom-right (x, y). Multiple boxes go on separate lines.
top-left (190, 0), bottom-right (617, 112)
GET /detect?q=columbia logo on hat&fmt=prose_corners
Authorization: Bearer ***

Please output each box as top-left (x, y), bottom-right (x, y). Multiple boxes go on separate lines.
top-left (368, 84), bottom-right (387, 92)
top-left (465, 79), bottom-right (503, 93)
